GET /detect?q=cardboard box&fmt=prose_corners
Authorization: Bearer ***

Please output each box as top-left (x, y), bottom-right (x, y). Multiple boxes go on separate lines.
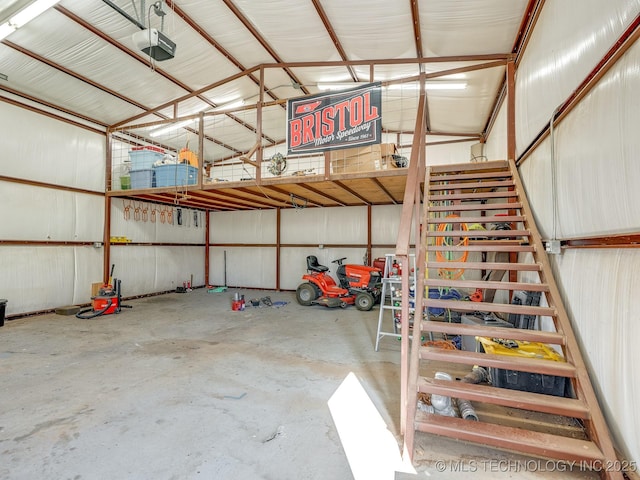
top-left (330, 143), bottom-right (396, 174)
top-left (91, 282), bottom-right (103, 297)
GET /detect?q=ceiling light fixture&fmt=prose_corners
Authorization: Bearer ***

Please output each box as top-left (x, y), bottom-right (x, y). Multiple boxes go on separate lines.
top-left (316, 81), bottom-right (467, 91)
top-left (382, 81), bottom-right (468, 90)
top-left (316, 82), bottom-right (369, 91)
top-left (0, 0), bottom-right (61, 41)
top-left (212, 99), bottom-right (246, 111)
top-left (424, 81), bottom-right (467, 90)
top-left (149, 118), bottom-right (196, 137)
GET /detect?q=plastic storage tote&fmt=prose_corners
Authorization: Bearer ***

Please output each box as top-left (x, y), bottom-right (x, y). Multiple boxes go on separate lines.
top-left (154, 164), bottom-right (198, 187)
top-left (128, 146), bottom-right (165, 170)
top-left (478, 337), bottom-right (567, 397)
top-left (130, 169), bottom-right (155, 189)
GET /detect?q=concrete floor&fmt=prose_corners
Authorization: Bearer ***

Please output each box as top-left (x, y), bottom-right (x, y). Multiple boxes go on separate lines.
top-left (0, 289), bottom-right (599, 480)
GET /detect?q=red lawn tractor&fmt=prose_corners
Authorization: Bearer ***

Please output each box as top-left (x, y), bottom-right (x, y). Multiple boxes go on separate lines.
top-left (296, 256), bottom-right (382, 311)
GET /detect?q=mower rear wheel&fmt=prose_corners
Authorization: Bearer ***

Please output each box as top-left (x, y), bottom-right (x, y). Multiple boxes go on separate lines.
top-left (355, 292), bottom-right (375, 311)
top-left (296, 282), bottom-right (319, 306)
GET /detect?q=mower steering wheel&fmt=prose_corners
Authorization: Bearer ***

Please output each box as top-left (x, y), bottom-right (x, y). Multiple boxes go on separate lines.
top-left (332, 257), bottom-right (347, 265)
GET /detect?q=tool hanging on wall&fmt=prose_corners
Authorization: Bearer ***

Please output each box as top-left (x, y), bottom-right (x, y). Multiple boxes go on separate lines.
top-left (133, 201), bottom-right (142, 221)
top-left (123, 199), bottom-right (132, 220)
top-left (435, 214), bottom-right (469, 280)
top-left (267, 152), bottom-right (287, 176)
top-left (142, 202), bottom-right (149, 222)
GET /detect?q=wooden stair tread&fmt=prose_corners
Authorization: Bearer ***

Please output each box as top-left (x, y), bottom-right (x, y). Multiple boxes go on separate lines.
top-left (428, 180), bottom-right (515, 190)
top-left (419, 347), bottom-right (575, 377)
top-left (427, 261), bottom-right (541, 271)
top-left (414, 413), bottom-right (604, 463)
top-left (430, 243), bottom-right (533, 252)
top-left (429, 202), bottom-right (522, 212)
top-left (425, 278), bottom-right (548, 291)
top-left (424, 299), bottom-right (555, 317)
top-left (429, 191), bottom-right (518, 201)
top-left (429, 160), bottom-right (509, 174)
top-left (417, 377), bottom-right (590, 419)
top-left (427, 229), bottom-right (529, 237)
top-left (429, 170), bottom-right (512, 181)
top-left (427, 215), bottom-right (524, 224)
top-left (420, 320), bottom-right (565, 345)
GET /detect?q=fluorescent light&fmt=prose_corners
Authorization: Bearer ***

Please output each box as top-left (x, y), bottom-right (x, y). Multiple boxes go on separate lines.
top-left (0, 23), bottom-right (14, 40)
top-left (317, 81), bottom-right (467, 91)
top-left (387, 81), bottom-right (467, 90)
top-left (212, 99), bottom-right (245, 111)
top-left (149, 118), bottom-right (196, 137)
top-left (12, 0), bottom-right (60, 26)
top-left (425, 81), bottom-right (467, 90)
top-left (0, 0), bottom-right (61, 41)
top-left (316, 82), bottom-right (369, 91)
top-left (440, 73), bottom-right (466, 80)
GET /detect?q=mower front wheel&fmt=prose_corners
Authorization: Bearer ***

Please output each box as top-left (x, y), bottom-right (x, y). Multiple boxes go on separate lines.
top-left (355, 292), bottom-right (375, 311)
top-left (296, 282), bottom-right (319, 306)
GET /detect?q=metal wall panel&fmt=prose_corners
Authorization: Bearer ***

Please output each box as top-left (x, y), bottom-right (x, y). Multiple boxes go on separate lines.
top-left (0, 245), bottom-right (102, 315)
top-left (515, 0), bottom-right (638, 154)
top-left (0, 102), bottom-right (105, 191)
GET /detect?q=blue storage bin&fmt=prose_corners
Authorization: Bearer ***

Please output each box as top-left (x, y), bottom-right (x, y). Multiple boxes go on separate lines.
top-left (155, 164), bottom-right (198, 187)
top-left (128, 146), bottom-right (165, 170)
top-left (130, 169), bottom-right (155, 189)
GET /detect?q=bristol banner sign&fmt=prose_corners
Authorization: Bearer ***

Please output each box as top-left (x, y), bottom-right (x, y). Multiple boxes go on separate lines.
top-left (286, 82), bottom-right (382, 155)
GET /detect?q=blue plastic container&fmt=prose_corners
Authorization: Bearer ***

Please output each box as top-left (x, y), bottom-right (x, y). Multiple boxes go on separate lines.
top-left (154, 164), bottom-right (198, 187)
top-left (130, 169), bottom-right (155, 189)
top-left (128, 146), bottom-right (164, 170)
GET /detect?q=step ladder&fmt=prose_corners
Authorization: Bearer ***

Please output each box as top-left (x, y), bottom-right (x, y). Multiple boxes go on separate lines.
top-left (403, 159), bottom-right (622, 479)
top-left (375, 253), bottom-right (416, 351)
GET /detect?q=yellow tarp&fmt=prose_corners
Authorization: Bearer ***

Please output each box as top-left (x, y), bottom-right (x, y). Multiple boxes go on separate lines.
top-left (476, 337), bottom-right (564, 362)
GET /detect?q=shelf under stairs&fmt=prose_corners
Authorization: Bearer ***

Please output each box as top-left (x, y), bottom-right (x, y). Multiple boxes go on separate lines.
top-left (403, 159), bottom-right (622, 479)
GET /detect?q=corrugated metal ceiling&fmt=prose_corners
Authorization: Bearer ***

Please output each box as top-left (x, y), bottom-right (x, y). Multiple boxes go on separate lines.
top-left (0, 0), bottom-right (531, 132)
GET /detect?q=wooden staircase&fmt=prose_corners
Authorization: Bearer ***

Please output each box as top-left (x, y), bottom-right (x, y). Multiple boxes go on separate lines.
top-left (403, 159), bottom-right (622, 479)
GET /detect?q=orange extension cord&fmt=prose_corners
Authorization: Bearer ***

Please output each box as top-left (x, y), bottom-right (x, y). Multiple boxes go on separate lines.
top-left (435, 214), bottom-right (468, 280)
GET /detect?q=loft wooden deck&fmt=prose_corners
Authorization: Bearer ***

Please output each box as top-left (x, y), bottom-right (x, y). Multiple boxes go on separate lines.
top-left (107, 166), bottom-right (410, 212)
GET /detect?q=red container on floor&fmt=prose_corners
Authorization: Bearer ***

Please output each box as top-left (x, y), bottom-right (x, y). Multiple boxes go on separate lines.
top-left (231, 300), bottom-right (244, 311)
top-left (93, 295), bottom-right (119, 315)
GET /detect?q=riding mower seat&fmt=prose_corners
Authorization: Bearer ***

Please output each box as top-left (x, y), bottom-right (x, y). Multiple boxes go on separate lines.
top-left (306, 255), bottom-right (329, 273)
